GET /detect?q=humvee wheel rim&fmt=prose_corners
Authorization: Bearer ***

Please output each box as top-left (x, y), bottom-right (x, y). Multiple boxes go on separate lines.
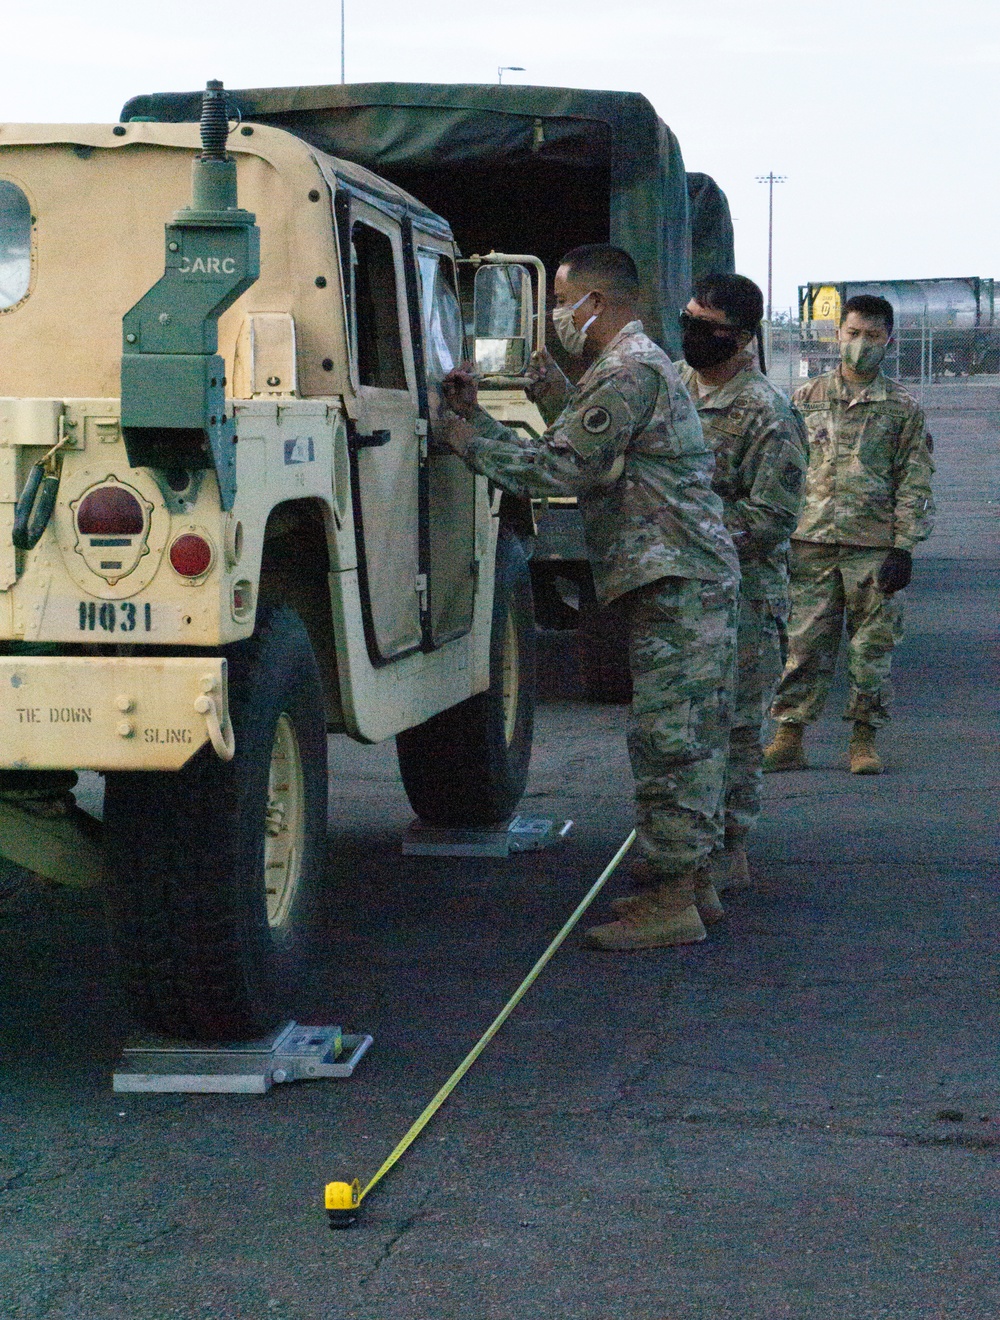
top-left (501, 612), bottom-right (520, 746)
top-left (264, 713), bottom-right (305, 928)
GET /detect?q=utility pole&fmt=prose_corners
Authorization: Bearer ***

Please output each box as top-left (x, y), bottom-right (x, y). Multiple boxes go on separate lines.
top-left (498, 66), bottom-right (525, 84)
top-left (756, 172), bottom-right (786, 322)
top-left (340, 0), bottom-right (345, 84)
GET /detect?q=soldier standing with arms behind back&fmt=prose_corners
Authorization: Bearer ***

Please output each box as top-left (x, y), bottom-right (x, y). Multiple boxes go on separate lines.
top-left (437, 244), bottom-right (740, 950)
top-left (765, 294), bottom-right (935, 773)
top-left (677, 274), bottom-right (808, 891)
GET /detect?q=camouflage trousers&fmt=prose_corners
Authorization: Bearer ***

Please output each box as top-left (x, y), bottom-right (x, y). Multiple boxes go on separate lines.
top-left (725, 595), bottom-right (785, 841)
top-left (770, 542), bottom-right (904, 729)
top-left (624, 575), bottom-right (738, 878)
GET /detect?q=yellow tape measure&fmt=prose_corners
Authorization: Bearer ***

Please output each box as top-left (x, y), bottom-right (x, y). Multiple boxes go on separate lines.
top-left (325, 829), bottom-right (637, 1227)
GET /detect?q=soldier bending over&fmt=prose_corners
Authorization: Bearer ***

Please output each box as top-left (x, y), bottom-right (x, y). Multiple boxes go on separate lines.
top-left (438, 244), bottom-right (739, 950)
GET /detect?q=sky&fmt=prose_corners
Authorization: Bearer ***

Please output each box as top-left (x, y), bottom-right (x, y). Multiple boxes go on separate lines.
top-left (2, 0), bottom-right (997, 312)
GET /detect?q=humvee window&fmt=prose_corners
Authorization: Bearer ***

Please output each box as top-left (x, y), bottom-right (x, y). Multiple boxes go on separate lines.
top-left (351, 221), bottom-right (407, 390)
top-left (417, 251), bottom-right (463, 383)
top-left (0, 181), bottom-right (31, 310)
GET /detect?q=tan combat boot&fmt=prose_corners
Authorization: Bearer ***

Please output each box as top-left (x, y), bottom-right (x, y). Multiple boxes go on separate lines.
top-left (585, 871), bottom-right (707, 950)
top-left (762, 722), bottom-right (806, 771)
top-left (610, 881), bottom-right (724, 926)
top-left (712, 840), bottom-right (751, 894)
top-left (692, 878), bottom-right (726, 924)
top-left (848, 722), bottom-right (883, 774)
top-left (613, 860), bottom-right (725, 925)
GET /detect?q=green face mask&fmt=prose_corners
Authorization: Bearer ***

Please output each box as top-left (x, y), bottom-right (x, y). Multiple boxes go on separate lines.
top-left (840, 336), bottom-right (888, 375)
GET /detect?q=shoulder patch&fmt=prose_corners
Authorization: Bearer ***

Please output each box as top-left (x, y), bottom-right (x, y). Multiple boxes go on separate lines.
top-left (556, 381), bottom-right (634, 463)
top-left (780, 461), bottom-right (803, 493)
top-left (581, 405), bottom-right (613, 435)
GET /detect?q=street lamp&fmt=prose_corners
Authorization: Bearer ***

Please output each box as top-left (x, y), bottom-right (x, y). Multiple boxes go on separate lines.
top-left (340, 0), bottom-right (346, 83)
top-left (755, 172), bottom-right (786, 322)
top-left (498, 66), bottom-right (525, 84)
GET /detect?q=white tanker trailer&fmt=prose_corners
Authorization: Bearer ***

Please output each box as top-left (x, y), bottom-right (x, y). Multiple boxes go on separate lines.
top-left (800, 277), bottom-right (998, 378)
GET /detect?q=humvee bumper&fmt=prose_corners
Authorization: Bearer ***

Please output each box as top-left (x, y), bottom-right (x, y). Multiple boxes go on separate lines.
top-left (0, 656), bottom-right (230, 770)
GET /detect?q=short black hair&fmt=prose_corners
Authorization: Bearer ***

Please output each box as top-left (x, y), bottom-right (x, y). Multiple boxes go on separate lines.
top-left (692, 273), bottom-right (763, 332)
top-left (842, 294), bottom-right (894, 334)
top-left (559, 244), bottom-right (640, 300)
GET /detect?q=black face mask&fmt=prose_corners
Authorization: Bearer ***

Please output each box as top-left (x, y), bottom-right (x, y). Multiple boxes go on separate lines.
top-left (680, 311), bottom-right (743, 371)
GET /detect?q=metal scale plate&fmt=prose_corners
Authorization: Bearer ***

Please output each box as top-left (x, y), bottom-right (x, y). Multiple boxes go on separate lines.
top-left (402, 815), bottom-right (573, 858)
top-left (113, 1021), bottom-right (373, 1095)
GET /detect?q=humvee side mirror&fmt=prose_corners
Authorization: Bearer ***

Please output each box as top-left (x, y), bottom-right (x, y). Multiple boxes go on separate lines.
top-left (473, 263), bottom-right (533, 376)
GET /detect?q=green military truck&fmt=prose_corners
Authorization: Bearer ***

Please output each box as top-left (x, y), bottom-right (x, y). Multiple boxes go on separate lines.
top-left (122, 82), bottom-right (734, 702)
top-left (0, 82), bottom-right (546, 1041)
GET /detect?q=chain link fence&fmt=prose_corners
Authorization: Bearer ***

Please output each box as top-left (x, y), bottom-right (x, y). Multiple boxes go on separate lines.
top-left (763, 313), bottom-right (1000, 401)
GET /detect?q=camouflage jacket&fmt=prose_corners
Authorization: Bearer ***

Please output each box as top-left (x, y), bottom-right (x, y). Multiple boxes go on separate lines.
top-left (677, 361), bottom-right (808, 606)
top-left (462, 321), bottom-right (740, 603)
top-left (791, 368), bottom-right (935, 550)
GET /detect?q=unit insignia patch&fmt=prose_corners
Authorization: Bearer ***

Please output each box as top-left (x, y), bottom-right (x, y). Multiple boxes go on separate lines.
top-left (780, 461), bottom-right (804, 493)
top-left (581, 406), bottom-right (612, 434)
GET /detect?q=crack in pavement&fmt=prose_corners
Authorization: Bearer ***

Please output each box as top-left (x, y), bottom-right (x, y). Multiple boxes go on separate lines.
top-left (636, 1108), bottom-right (1000, 1151)
top-left (0, 1146), bottom-right (122, 1196)
top-left (684, 972), bottom-right (996, 991)
top-left (6, 1216), bottom-right (186, 1320)
top-left (354, 1183), bottom-right (438, 1292)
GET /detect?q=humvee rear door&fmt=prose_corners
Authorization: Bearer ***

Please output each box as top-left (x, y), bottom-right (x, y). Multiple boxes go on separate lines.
top-left (416, 244), bottom-right (476, 644)
top-left (346, 202), bottom-right (422, 661)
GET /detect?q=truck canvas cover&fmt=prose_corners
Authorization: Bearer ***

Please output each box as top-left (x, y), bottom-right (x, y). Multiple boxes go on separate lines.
top-left (686, 172), bottom-right (735, 284)
top-left (122, 81), bottom-right (692, 353)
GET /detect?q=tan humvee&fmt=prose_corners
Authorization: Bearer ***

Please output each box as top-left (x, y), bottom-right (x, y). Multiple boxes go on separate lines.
top-left (0, 103), bottom-right (544, 1039)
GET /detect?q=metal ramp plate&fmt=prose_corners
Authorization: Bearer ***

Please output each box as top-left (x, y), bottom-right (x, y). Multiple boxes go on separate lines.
top-left (402, 815), bottom-right (573, 858)
top-left (113, 1021), bottom-right (373, 1095)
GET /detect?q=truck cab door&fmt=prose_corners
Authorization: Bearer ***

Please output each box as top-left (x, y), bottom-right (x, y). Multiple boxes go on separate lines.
top-left (347, 204), bottom-right (422, 661)
top-left (417, 246), bottom-right (477, 645)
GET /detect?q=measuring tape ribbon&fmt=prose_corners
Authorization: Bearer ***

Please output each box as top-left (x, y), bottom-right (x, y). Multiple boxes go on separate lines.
top-left (325, 828), bottom-right (637, 1226)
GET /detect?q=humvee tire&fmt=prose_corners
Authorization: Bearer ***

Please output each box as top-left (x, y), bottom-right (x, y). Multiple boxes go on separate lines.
top-left (102, 605), bottom-right (327, 1041)
top-left (396, 527), bottom-right (535, 826)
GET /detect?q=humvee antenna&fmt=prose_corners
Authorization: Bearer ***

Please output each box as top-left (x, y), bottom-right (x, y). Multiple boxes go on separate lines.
top-left (199, 79), bottom-right (231, 160)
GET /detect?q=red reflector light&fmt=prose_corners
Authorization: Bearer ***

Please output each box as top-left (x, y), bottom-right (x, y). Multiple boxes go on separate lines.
top-left (76, 484), bottom-right (144, 535)
top-left (169, 533), bottom-right (213, 577)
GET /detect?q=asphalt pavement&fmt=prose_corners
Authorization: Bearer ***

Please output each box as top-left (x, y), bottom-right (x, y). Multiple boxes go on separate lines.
top-left (0, 394), bottom-right (997, 1319)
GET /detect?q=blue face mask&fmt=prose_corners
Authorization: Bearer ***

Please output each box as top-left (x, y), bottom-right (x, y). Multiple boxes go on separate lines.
top-left (552, 292), bottom-right (597, 356)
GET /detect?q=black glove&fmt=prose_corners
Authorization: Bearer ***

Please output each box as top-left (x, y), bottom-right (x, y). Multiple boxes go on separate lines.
top-left (877, 547), bottom-right (912, 595)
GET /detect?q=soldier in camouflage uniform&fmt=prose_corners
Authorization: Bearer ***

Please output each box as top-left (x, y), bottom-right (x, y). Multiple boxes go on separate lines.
top-left (677, 274), bottom-right (808, 891)
top-left (766, 294), bottom-right (935, 774)
top-left (438, 244), bottom-right (740, 950)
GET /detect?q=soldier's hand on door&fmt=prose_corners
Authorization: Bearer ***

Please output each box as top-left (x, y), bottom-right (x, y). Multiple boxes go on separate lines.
top-left (441, 365), bottom-right (479, 420)
top-left (526, 348), bottom-right (570, 409)
top-left (437, 413), bottom-right (476, 460)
